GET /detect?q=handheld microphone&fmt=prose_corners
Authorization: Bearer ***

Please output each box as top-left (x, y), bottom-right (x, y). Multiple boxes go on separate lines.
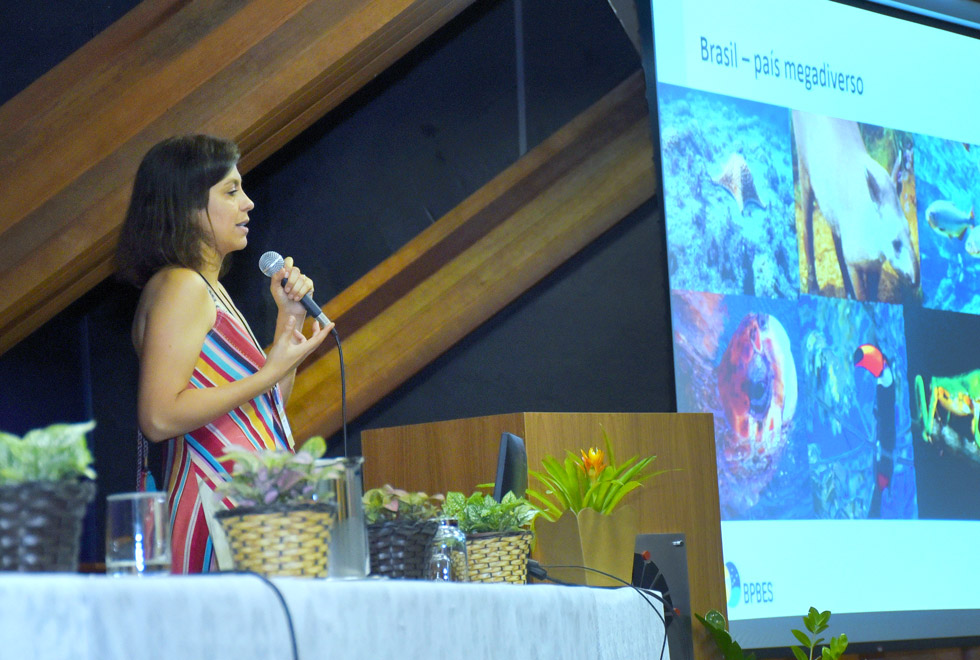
top-left (258, 251), bottom-right (332, 327)
top-left (259, 251), bottom-right (349, 457)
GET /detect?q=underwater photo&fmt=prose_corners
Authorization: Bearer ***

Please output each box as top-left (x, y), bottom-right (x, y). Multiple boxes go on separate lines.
top-left (657, 84), bottom-right (798, 300)
top-left (913, 134), bottom-right (980, 314)
top-left (671, 289), bottom-right (810, 520)
top-left (791, 111), bottom-right (920, 304)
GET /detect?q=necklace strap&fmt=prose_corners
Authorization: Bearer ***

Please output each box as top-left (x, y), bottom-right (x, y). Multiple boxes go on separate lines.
top-left (196, 272), bottom-right (263, 351)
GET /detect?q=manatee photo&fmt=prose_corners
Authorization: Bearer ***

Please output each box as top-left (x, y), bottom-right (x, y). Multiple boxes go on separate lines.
top-left (791, 112), bottom-right (919, 304)
top-left (657, 84), bottom-right (798, 300)
top-left (796, 295), bottom-right (916, 519)
top-left (913, 134), bottom-right (980, 313)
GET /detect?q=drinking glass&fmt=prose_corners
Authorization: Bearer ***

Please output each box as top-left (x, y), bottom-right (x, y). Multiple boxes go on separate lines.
top-left (105, 491), bottom-right (171, 576)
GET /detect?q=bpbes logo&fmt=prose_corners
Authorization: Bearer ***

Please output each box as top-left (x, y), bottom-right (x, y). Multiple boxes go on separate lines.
top-left (725, 562), bottom-right (741, 609)
top-left (725, 562), bottom-right (774, 608)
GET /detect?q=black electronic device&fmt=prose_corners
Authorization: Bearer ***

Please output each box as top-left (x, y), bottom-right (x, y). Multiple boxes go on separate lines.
top-left (493, 432), bottom-right (528, 502)
top-left (633, 533), bottom-right (693, 660)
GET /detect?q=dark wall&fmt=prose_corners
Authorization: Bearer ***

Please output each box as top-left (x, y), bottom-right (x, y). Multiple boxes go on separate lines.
top-left (0, 0), bottom-right (674, 562)
top-left (0, 1), bottom-right (144, 106)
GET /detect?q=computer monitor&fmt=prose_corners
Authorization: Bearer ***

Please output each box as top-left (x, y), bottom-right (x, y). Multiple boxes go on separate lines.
top-left (493, 432), bottom-right (528, 502)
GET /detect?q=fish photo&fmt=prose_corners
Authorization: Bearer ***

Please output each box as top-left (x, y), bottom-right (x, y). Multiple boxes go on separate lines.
top-left (913, 134), bottom-right (980, 313)
top-left (657, 84), bottom-right (798, 300)
top-left (792, 111), bottom-right (920, 303)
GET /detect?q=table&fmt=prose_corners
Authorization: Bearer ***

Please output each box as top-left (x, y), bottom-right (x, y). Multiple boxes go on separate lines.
top-left (0, 574), bottom-right (669, 660)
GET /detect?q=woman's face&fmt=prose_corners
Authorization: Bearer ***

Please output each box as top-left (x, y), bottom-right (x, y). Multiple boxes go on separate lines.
top-left (200, 166), bottom-right (254, 261)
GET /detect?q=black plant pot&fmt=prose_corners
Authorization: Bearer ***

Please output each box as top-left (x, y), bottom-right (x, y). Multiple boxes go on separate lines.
top-left (367, 519), bottom-right (439, 579)
top-left (0, 480), bottom-right (96, 572)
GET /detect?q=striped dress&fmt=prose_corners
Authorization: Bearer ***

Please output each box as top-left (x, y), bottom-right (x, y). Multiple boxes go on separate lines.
top-left (164, 303), bottom-right (293, 573)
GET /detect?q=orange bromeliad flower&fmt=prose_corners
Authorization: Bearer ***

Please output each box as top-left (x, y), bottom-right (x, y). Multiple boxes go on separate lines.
top-left (580, 447), bottom-right (607, 478)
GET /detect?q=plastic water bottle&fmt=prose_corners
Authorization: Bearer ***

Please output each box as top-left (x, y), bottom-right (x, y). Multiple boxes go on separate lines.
top-left (426, 518), bottom-right (469, 582)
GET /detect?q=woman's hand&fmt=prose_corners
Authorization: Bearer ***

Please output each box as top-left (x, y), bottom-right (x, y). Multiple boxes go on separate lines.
top-left (263, 314), bottom-right (333, 378)
top-left (267, 256), bottom-right (333, 402)
top-left (266, 257), bottom-right (333, 401)
top-left (269, 256), bottom-right (314, 319)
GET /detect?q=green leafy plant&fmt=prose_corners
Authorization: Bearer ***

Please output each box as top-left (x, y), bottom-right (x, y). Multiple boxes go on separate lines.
top-left (696, 608), bottom-right (848, 660)
top-left (362, 484), bottom-right (444, 524)
top-left (789, 608), bottom-right (849, 660)
top-left (442, 490), bottom-right (538, 534)
top-left (526, 426), bottom-right (666, 521)
top-left (216, 436), bottom-right (339, 509)
top-left (0, 421), bottom-right (96, 485)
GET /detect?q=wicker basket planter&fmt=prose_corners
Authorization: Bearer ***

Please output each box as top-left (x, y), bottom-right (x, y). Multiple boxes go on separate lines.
top-left (367, 519), bottom-right (439, 579)
top-left (465, 530), bottom-right (533, 584)
top-left (216, 503), bottom-right (334, 577)
top-left (0, 480), bottom-right (96, 572)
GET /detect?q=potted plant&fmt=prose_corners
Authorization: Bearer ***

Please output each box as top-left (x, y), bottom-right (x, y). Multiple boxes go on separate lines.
top-left (214, 435), bottom-right (340, 577)
top-left (526, 426), bottom-right (667, 586)
top-left (0, 421), bottom-right (97, 572)
top-left (362, 484), bottom-right (444, 578)
top-left (697, 607), bottom-right (848, 660)
top-left (442, 490), bottom-right (539, 584)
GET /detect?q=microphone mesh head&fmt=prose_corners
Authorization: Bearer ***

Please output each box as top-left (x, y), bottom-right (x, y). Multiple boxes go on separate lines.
top-left (258, 251), bottom-right (284, 277)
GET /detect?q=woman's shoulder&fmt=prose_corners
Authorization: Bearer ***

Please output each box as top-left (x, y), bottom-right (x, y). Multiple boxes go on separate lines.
top-left (135, 268), bottom-right (213, 328)
top-left (143, 267), bottom-right (208, 300)
top-left (133, 267), bottom-right (217, 354)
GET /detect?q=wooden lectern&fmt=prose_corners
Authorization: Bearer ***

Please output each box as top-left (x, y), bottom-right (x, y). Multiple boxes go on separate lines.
top-left (361, 412), bottom-right (726, 660)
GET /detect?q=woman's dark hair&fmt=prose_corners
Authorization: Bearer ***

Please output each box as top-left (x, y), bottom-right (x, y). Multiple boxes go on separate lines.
top-left (116, 135), bottom-right (240, 287)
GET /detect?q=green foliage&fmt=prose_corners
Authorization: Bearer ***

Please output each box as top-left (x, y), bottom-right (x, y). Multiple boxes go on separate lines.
top-left (442, 490), bottom-right (538, 534)
top-left (216, 436), bottom-right (340, 509)
top-left (362, 484), bottom-right (444, 524)
top-left (0, 421), bottom-right (96, 485)
top-left (696, 608), bottom-right (847, 660)
top-left (790, 608), bottom-right (849, 660)
top-left (525, 426), bottom-right (666, 521)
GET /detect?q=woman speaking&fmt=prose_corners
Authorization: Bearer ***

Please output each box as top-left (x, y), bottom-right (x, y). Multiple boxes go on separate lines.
top-left (116, 135), bottom-right (331, 572)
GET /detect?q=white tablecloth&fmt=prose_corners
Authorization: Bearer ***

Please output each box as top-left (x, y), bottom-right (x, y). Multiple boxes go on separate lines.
top-left (0, 574), bottom-right (668, 660)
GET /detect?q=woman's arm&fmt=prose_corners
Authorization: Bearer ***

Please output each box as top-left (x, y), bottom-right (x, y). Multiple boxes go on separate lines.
top-left (136, 269), bottom-right (329, 441)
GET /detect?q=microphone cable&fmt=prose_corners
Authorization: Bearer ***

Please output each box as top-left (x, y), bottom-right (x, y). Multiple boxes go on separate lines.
top-left (330, 326), bottom-right (349, 458)
top-left (527, 560), bottom-right (671, 660)
top-left (204, 571), bottom-right (299, 660)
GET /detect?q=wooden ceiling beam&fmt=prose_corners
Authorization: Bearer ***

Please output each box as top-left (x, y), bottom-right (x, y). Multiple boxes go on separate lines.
top-left (285, 70), bottom-right (657, 441)
top-left (0, 0), bottom-right (476, 356)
